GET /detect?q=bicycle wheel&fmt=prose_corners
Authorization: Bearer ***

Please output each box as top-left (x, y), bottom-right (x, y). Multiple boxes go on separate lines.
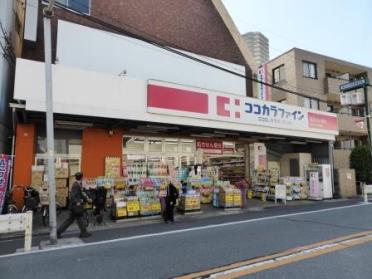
top-left (7, 204), bottom-right (18, 214)
top-left (42, 207), bottom-right (49, 226)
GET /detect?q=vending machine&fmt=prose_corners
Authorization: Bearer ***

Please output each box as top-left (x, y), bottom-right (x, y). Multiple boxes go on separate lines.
top-left (306, 164), bottom-right (333, 200)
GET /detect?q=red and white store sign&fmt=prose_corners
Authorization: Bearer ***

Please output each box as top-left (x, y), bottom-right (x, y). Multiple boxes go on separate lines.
top-left (196, 140), bottom-right (223, 154)
top-left (147, 80), bottom-right (338, 133)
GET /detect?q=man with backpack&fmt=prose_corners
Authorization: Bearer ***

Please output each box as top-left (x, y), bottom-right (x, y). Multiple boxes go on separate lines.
top-left (164, 181), bottom-right (179, 223)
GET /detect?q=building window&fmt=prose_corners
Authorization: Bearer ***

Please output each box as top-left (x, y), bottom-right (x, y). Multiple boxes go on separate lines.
top-left (304, 97), bottom-right (319, 110)
top-left (272, 65), bottom-right (285, 84)
top-left (55, 0), bottom-right (90, 14)
top-left (303, 61), bottom-right (317, 79)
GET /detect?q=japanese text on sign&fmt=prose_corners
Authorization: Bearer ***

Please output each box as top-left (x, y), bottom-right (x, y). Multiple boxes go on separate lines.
top-left (245, 102), bottom-right (305, 125)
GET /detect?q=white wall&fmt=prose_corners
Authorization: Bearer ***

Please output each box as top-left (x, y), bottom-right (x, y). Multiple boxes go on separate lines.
top-left (24, 0), bottom-right (38, 42)
top-left (56, 20), bottom-right (246, 97)
top-left (14, 59), bottom-right (337, 141)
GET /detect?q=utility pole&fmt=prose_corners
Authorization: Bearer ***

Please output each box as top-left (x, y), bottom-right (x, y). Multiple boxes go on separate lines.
top-left (363, 80), bottom-right (372, 159)
top-left (43, 0), bottom-right (57, 244)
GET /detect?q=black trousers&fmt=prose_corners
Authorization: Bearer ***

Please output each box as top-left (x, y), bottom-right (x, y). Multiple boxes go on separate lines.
top-left (57, 211), bottom-right (87, 235)
top-left (165, 200), bottom-right (175, 222)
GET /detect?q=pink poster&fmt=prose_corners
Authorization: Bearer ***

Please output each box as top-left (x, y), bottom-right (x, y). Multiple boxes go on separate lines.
top-left (0, 155), bottom-right (11, 213)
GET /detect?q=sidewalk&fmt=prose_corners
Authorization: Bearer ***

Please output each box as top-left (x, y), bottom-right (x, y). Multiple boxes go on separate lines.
top-left (0, 197), bottom-right (361, 240)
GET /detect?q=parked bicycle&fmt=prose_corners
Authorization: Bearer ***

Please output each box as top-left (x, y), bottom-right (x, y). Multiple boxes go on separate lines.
top-left (4, 185), bottom-right (22, 214)
top-left (41, 203), bottom-right (63, 226)
top-left (22, 186), bottom-right (40, 213)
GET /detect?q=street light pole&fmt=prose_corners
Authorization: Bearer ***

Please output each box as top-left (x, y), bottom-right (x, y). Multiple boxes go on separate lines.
top-left (43, 0), bottom-right (57, 244)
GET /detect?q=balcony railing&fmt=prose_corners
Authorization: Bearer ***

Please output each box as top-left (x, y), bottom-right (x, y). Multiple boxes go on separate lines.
top-left (337, 113), bottom-right (367, 136)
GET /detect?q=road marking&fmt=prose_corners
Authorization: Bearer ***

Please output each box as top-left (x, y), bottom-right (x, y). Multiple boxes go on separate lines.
top-left (0, 202), bottom-right (369, 259)
top-left (176, 230), bottom-right (372, 279)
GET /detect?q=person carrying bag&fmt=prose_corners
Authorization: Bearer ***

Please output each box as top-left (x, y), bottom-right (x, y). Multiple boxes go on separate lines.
top-left (164, 181), bottom-right (179, 223)
top-left (57, 172), bottom-right (92, 239)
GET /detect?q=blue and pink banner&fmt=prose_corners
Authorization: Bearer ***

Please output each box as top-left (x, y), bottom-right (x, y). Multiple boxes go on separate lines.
top-left (0, 155), bottom-right (12, 213)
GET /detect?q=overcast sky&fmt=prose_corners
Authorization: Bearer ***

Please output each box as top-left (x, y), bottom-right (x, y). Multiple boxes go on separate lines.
top-left (222, 0), bottom-right (372, 68)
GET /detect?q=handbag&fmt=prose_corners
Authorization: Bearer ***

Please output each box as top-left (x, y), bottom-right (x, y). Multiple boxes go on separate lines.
top-left (72, 203), bottom-right (84, 215)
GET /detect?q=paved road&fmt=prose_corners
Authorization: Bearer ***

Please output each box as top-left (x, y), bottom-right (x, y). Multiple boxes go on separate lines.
top-left (245, 242), bottom-right (372, 279)
top-left (1, 200), bottom-right (372, 279)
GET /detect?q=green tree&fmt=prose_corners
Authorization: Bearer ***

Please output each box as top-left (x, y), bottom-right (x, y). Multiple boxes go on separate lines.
top-left (350, 145), bottom-right (372, 183)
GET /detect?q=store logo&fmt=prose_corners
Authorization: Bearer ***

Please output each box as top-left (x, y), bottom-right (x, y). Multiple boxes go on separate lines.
top-left (216, 96), bottom-right (241, 118)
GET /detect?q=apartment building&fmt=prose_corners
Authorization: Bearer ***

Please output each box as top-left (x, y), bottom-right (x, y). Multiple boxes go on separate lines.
top-left (242, 32), bottom-right (269, 66)
top-left (263, 47), bottom-right (372, 171)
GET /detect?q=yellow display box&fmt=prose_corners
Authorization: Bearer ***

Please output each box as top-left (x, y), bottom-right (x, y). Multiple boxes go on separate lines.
top-left (151, 203), bottom-right (161, 212)
top-left (233, 194), bottom-right (242, 207)
top-left (116, 207), bottom-right (127, 218)
top-left (127, 201), bottom-right (140, 212)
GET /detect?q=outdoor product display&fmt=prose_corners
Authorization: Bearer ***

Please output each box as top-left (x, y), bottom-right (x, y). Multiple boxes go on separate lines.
top-left (124, 162), bottom-right (147, 185)
top-left (252, 168), bottom-right (269, 200)
top-left (138, 188), bottom-right (161, 216)
top-left (214, 182), bottom-right (241, 208)
top-left (178, 193), bottom-right (201, 212)
top-left (267, 167), bottom-right (280, 200)
top-left (280, 177), bottom-right (307, 200)
top-left (125, 196), bottom-right (140, 217)
top-left (187, 177), bottom-right (213, 204)
top-left (111, 194), bottom-right (127, 219)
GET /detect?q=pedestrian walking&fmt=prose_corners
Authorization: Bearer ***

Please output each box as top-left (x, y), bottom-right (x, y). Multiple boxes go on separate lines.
top-left (236, 177), bottom-right (250, 209)
top-left (164, 181), bottom-right (179, 223)
top-left (57, 172), bottom-right (92, 239)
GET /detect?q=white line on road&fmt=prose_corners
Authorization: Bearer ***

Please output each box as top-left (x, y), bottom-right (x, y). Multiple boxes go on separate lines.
top-left (0, 202), bottom-right (370, 259)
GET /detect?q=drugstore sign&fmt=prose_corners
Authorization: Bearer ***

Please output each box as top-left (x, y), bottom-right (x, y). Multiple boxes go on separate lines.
top-left (146, 80), bottom-right (338, 133)
top-left (196, 140), bottom-right (223, 154)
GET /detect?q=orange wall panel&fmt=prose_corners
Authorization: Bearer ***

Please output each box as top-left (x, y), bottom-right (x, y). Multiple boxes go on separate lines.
top-left (12, 123), bottom-right (36, 208)
top-left (81, 128), bottom-right (123, 177)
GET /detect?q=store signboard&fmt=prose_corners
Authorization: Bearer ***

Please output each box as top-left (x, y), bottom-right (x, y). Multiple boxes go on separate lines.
top-left (340, 79), bottom-right (368, 92)
top-left (196, 140), bottom-right (223, 154)
top-left (257, 64), bottom-right (271, 101)
top-left (147, 80), bottom-right (338, 133)
top-left (0, 155), bottom-right (11, 213)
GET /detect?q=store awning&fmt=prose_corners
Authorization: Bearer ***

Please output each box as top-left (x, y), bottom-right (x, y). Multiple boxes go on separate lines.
top-left (14, 58), bottom-right (338, 141)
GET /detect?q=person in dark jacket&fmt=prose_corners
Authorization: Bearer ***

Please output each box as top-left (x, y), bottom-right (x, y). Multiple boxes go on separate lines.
top-left (164, 182), bottom-right (179, 223)
top-left (57, 172), bottom-right (92, 238)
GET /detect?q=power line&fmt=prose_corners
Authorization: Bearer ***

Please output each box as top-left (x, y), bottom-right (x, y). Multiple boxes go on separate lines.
top-left (43, 0), bottom-right (370, 104)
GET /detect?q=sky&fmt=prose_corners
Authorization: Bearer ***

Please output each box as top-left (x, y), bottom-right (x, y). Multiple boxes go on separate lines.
top-left (222, 0), bottom-right (372, 68)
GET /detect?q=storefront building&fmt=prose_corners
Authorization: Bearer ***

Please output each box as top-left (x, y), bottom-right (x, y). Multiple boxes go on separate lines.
top-left (11, 21), bottom-right (338, 213)
top-left (11, 10), bottom-right (338, 214)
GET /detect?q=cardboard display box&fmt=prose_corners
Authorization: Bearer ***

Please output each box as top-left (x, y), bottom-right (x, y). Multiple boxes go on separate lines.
top-left (56, 178), bottom-right (67, 189)
top-left (56, 195), bottom-right (67, 208)
top-left (56, 187), bottom-right (69, 198)
top-left (31, 171), bottom-right (44, 187)
top-left (55, 168), bottom-right (69, 179)
top-left (105, 157), bottom-right (121, 178)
